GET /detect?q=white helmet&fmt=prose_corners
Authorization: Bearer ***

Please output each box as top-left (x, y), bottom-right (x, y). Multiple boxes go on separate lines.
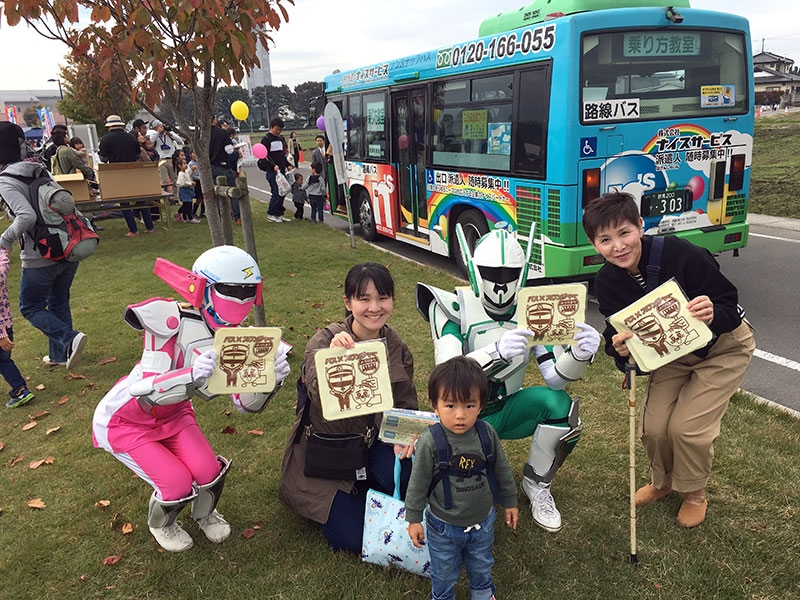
top-left (192, 246), bottom-right (262, 330)
top-left (458, 223), bottom-right (535, 319)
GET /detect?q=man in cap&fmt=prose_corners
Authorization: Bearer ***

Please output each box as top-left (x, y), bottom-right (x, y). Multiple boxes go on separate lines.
top-left (98, 115), bottom-right (154, 236)
top-left (0, 121), bottom-right (89, 369)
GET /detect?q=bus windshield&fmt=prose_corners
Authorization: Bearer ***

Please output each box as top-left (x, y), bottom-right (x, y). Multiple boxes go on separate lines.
top-left (581, 29), bottom-right (749, 122)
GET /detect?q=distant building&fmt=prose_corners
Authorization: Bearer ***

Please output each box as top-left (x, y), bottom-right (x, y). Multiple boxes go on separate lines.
top-left (753, 51), bottom-right (800, 106)
top-left (246, 40), bottom-right (272, 91)
top-left (0, 89), bottom-right (66, 125)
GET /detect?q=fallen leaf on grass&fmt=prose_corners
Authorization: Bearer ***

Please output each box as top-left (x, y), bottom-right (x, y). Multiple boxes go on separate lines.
top-left (221, 426), bottom-right (236, 434)
top-left (241, 528), bottom-right (256, 539)
top-left (29, 456), bottom-right (54, 469)
top-left (21, 421), bottom-right (38, 431)
top-left (46, 426), bottom-right (61, 435)
top-left (69, 373), bottom-right (86, 380)
top-left (57, 396), bottom-right (69, 406)
top-left (122, 522), bottom-right (134, 534)
top-left (102, 555), bottom-right (121, 566)
top-left (30, 410), bottom-right (50, 420)
top-left (286, 272), bottom-right (296, 277)
top-left (9, 453), bottom-right (23, 466)
top-left (0, 440), bottom-right (4, 451)
top-left (654, 584), bottom-right (663, 590)
top-left (248, 429), bottom-right (264, 436)
top-left (35, 384), bottom-right (46, 391)
top-left (253, 520), bottom-right (263, 529)
top-left (98, 357), bottom-right (117, 365)
top-left (95, 500), bottom-right (111, 508)
top-left (219, 408), bottom-right (231, 416)
top-left (0, 507), bottom-right (3, 515)
top-left (27, 498), bottom-right (46, 509)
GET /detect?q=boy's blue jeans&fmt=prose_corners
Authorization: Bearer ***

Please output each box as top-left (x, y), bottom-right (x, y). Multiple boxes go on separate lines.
top-left (425, 507), bottom-right (497, 600)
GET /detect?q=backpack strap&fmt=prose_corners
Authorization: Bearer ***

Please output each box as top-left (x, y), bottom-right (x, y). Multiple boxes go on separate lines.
top-left (426, 420), bottom-right (501, 509)
top-left (427, 422), bottom-right (453, 510)
top-left (645, 236), bottom-right (665, 293)
top-left (474, 420), bottom-right (501, 505)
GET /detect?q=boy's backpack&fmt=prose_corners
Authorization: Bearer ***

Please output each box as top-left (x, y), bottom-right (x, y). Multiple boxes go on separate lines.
top-left (0, 163), bottom-right (98, 263)
top-left (427, 420), bottom-right (501, 510)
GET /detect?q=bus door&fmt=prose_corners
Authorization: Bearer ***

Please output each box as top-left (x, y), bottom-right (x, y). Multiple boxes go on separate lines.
top-left (391, 88), bottom-right (429, 241)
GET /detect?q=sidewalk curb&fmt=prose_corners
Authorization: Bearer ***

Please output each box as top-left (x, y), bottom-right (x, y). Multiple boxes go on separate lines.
top-left (749, 213), bottom-right (800, 232)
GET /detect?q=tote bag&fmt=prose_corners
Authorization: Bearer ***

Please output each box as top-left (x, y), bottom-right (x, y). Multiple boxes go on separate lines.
top-left (362, 456), bottom-right (431, 578)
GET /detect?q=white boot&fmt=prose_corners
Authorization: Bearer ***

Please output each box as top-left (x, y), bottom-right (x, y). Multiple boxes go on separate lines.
top-left (149, 522), bottom-right (194, 552)
top-left (195, 509), bottom-right (231, 543)
top-left (147, 490), bottom-right (196, 552)
top-left (191, 457), bottom-right (232, 543)
top-left (522, 477), bottom-right (562, 533)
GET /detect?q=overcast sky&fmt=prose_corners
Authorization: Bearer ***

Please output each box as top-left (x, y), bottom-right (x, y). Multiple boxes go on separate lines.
top-left (0, 0), bottom-right (798, 93)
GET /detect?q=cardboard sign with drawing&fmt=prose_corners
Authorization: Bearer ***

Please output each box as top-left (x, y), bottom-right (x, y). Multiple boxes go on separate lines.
top-left (314, 340), bottom-right (393, 421)
top-left (514, 283), bottom-right (588, 346)
top-left (608, 278), bottom-right (712, 372)
top-left (206, 327), bottom-right (284, 394)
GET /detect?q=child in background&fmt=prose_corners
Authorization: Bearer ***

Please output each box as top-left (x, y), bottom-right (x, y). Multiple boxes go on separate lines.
top-left (176, 159), bottom-right (199, 223)
top-left (305, 161), bottom-right (327, 224)
top-left (291, 172), bottom-right (308, 220)
top-left (0, 247), bottom-right (35, 408)
top-left (188, 151), bottom-right (204, 219)
top-left (406, 355), bottom-right (519, 600)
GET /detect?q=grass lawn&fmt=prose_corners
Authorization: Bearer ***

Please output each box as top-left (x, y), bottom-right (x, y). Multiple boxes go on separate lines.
top-left (750, 112), bottom-right (800, 218)
top-left (1, 201), bottom-right (798, 600)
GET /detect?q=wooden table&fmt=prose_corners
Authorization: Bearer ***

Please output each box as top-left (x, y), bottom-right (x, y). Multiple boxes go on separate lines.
top-left (76, 193), bottom-right (174, 231)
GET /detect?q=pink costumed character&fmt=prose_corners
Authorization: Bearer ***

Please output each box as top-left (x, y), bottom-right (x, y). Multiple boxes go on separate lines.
top-left (92, 246), bottom-right (290, 552)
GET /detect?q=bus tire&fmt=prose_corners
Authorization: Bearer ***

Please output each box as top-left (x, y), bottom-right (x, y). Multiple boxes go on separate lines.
top-left (453, 210), bottom-right (489, 277)
top-left (358, 189), bottom-right (378, 242)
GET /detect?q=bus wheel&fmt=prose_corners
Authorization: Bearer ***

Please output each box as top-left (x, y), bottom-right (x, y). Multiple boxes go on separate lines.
top-left (453, 210), bottom-right (489, 277)
top-left (358, 190), bottom-right (378, 242)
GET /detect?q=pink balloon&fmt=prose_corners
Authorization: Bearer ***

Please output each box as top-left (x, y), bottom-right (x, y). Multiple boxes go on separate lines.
top-left (316, 116), bottom-right (326, 131)
top-left (252, 143), bottom-right (267, 159)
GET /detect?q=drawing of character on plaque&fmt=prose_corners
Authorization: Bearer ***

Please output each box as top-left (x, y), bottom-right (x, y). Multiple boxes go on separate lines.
top-left (515, 283), bottom-right (587, 346)
top-left (207, 327), bottom-right (283, 394)
top-left (609, 279), bottom-right (712, 372)
top-left (315, 340), bottom-right (394, 421)
top-left (353, 350), bottom-right (383, 409)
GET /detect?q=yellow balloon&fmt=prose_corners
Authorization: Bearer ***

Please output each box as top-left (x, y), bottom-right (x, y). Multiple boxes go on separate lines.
top-left (231, 100), bottom-right (249, 121)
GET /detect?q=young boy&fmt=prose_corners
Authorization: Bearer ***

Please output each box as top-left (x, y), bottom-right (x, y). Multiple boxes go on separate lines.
top-left (406, 356), bottom-right (518, 600)
top-left (291, 172), bottom-right (308, 220)
top-left (0, 247), bottom-right (35, 408)
top-left (305, 161), bottom-right (327, 224)
top-left (582, 191), bottom-right (755, 528)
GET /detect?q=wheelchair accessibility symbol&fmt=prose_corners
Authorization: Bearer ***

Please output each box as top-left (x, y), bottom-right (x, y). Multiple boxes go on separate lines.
top-left (580, 137), bottom-right (597, 158)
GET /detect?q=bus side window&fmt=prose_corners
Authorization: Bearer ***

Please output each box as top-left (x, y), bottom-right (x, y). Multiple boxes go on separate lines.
top-left (515, 68), bottom-right (549, 177)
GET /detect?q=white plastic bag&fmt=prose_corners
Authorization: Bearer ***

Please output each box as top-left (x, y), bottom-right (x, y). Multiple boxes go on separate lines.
top-left (276, 171), bottom-right (291, 196)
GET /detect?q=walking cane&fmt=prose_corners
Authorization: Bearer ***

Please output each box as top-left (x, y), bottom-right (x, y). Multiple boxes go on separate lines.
top-left (624, 359), bottom-right (639, 565)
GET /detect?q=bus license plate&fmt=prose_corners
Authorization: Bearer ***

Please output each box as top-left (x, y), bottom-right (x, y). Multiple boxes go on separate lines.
top-left (642, 190), bottom-right (689, 217)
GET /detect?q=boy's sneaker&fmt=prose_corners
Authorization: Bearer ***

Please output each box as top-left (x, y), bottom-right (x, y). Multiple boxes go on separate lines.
top-left (43, 355), bottom-right (67, 366)
top-left (6, 387), bottom-right (34, 409)
top-left (267, 215), bottom-right (280, 223)
top-left (173, 213), bottom-right (183, 223)
top-left (280, 216), bottom-right (291, 222)
top-left (66, 332), bottom-right (88, 370)
top-left (189, 218), bottom-right (202, 224)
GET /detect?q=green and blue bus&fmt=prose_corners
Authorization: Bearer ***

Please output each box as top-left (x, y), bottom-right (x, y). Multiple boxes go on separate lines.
top-left (321, 0), bottom-right (753, 279)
